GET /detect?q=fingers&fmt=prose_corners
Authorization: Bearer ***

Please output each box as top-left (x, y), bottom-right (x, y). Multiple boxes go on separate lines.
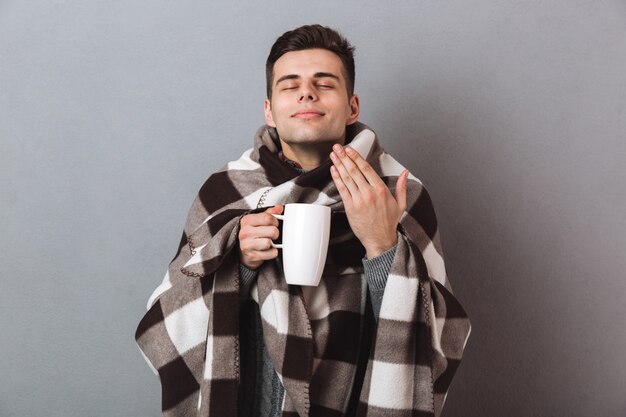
top-left (395, 170), bottom-right (409, 212)
top-left (239, 206), bottom-right (282, 242)
top-left (238, 205), bottom-right (283, 269)
top-left (266, 204), bottom-right (284, 215)
top-left (330, 145), bottom-right (370, 195)
top-left (239, 225), bottom-right (280, 241)
top-left (241, 237), bottom-right (279, 253)
top-left (330, 164), bottom-right (352, 206)
top-left (240, 245), bottom-right (279, 268)
top-left (240, 205), bottom-right (282, 228)
top-left (344, 146), bottom-right (386, 187)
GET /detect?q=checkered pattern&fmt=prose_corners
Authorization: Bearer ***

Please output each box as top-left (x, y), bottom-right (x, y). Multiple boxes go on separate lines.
top-left (135, 122), bottom-right (471, 417)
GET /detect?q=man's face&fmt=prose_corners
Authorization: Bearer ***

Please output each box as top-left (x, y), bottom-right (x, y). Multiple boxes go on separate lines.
top-left (264, 48), bottom-right (359, 147)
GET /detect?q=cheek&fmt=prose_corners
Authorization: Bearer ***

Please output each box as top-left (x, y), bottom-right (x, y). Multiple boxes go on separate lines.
top-left (271, 102), bottom-right (290, 120)
top-left (337, 101), bottom-right (353, 121)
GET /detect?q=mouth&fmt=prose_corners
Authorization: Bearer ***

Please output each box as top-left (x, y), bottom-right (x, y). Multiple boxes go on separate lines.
top-left (291, 109), bottom-right (325, 119)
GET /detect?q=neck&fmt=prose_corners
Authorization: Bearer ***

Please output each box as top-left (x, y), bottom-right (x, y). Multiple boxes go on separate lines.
top-left (279, 140), bottom-right (343, 171)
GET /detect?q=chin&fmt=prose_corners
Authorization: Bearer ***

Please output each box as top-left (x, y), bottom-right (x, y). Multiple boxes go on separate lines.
top-left (281, 128), bottom-right (343, 145)
top-left (287, 136), bottom-right (337, 146)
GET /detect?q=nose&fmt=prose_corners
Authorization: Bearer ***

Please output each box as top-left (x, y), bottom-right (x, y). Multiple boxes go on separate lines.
top-left (298, 83), bottom-right (317, 102)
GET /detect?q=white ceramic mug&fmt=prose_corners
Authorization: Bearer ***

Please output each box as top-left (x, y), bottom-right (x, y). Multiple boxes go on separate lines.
top-left (271, 203), bottom-right (331, 286)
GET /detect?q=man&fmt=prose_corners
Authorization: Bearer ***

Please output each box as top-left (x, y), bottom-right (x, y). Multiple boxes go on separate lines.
top-left (136, 24), bottom-right (470, 417)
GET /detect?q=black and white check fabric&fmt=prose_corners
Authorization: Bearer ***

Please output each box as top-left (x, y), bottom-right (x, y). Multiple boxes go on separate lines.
top-left (135, 122), bottom-right (471, 417)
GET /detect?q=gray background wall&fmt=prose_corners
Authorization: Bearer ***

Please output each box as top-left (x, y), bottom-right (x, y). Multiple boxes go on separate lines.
top-left (1, 1), bottom-right (624, 416)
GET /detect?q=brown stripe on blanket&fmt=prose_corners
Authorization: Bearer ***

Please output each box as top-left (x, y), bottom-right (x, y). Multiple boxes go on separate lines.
top-left (136, 318), bottom-right (182, 369)
top-left (135, 299), bottom-right (164, 339)
top-left (294, 159), bottom-right (334, 187)
top-left (197, 170), bottom-right (244, 217)
top-left (280, 334), bottom-right (314, 381)
top-left (309, 404), bottom-right (345, 417)
top-left (318, 271), bottom-right (365, 314)
top-left (434, 358), bottom-right (462, 394)
top-left (407, 186), bottom-right (439, 240)
top-left (163, 393), bottom-right (200, 417)
top-left (310, 358), bottom-right (361, 412)
top-left (356, 404), bottom-right (435, 417)
top-left (159, 356), bottom-right (200, 410)
top-left (205, 379), bottom-right (239, 416)
top-left (371, 318), bottom-right (428, 365)
top-left (221, 169), bottom-right (269, 200)
top-left (432, 281), bottom-right (471, 319)
top-left (313, 310), bottom-right (362, 363)
top-left (207, 209), bottom-right (248, 235)
top-left (259, 145), bottom-right (300, 185)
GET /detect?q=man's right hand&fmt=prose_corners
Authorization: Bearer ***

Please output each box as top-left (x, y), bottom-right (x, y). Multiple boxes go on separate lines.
top-left (238, 204), bottom-right (283, 270)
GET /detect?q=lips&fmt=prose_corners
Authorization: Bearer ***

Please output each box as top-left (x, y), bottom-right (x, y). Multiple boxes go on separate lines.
top-left (291, 109), bottom-right (325, 118)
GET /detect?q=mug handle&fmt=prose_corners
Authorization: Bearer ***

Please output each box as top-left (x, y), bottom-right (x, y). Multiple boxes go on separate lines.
top-left (270, 213), bottom-right (285, 248)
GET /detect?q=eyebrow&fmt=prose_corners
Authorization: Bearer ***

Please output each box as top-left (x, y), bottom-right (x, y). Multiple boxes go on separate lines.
top-left (275, 72), bottom-right (340, 86)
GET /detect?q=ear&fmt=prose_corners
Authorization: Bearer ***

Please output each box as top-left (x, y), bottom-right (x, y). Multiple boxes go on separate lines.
top-left (264, 99), bottom-right (276, 127)
top-left (346, 94), bottom-right (360, 125)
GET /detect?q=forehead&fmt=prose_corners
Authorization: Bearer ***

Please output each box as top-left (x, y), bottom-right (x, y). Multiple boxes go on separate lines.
top-left (273, 49), bottom-right (346, 81)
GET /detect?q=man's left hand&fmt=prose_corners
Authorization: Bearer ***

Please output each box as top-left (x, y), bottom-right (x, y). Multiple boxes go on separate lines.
top-left (330, 144), bottom-right (409, 259)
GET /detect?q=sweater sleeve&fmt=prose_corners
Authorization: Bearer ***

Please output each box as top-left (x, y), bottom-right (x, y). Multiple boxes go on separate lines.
top-left (239, 263), bottom-right (259, 302)
top-left (362, 243), bottom-right (397, 319)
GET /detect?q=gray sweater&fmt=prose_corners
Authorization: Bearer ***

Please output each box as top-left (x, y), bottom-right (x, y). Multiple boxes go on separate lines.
top-left (237, 245), bottom-right (396, 417)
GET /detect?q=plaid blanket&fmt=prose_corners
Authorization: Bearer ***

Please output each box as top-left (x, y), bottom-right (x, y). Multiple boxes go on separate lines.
top-left (135, 122), bottom-right (471, 417)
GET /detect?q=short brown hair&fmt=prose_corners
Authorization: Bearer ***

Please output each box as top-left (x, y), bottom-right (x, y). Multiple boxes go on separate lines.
top-left (266, 24), bottom-right (355, 99)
